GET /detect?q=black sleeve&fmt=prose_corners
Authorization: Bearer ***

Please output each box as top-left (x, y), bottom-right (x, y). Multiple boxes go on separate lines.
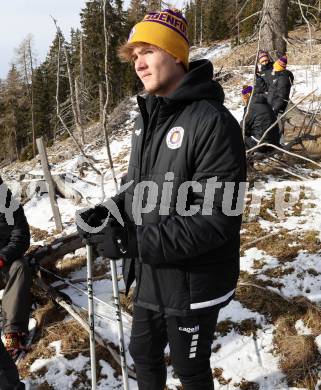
top-left (137, 109), bottom-right (246, 265)
top-left (0, 205), bottom-right (30, 264)
top-left (273, 76), bottom-right (292, 113)
top-left (254, 75), bottom-right (267, 94)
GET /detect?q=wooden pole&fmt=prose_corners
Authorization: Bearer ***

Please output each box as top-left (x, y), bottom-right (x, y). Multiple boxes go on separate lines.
top-left (36, 136), bottom-right (63, 232)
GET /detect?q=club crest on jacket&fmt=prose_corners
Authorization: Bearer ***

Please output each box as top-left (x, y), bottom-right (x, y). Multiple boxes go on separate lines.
top-left (166, 127), bottom-right (184, 149)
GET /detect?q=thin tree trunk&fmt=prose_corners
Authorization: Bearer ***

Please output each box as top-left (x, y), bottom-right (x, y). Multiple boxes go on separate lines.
top-left (80, 32), bottom-right (85, 89)
top-left (75, 78), bottom-right (85, 144)
top-left (200, 0), bottom-right (203, 46)
top-left (194, 5), bottom-right (197, 46)
top-left (62, 44), bottom-right (85, 144)
top-left (27, 40), bottom-right (36, 157)
top-left (99, 82), bottom-right (104, 123)
top-left (102, 0), bottom-right (118, 193)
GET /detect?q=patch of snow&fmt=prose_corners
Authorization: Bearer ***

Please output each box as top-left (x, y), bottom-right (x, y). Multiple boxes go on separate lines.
top-left (190, 43), bottom-right (231, 62)
top-left (295, 320), bottom-right (312, 336)
top-left (315, 334), bottom-right (321, 354)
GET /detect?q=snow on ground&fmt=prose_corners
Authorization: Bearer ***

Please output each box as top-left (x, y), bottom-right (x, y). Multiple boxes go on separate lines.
top-left (190, 42), bottom-right (231, 62)
top-left (10, 42), bottom-right (321, 389)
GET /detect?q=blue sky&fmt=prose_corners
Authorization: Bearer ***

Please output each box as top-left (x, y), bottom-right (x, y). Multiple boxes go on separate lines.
top-left (0, 0), bottom-right (86, 79)
top-left (0, 0), bottom-right (184, 79)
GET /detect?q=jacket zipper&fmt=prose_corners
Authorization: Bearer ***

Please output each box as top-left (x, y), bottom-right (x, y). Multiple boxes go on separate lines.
top-left (135, 102), bottom-right (160, 303)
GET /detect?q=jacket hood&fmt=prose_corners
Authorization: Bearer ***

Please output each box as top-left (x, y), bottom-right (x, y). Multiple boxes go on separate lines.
top-left (166, 59), bottom-right (225, 104)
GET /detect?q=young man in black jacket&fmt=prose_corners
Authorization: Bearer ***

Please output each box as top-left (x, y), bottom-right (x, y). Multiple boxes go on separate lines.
top-left (0, 177), bottom-right (31, 361)
top-left (255, 50), bottom-right (273, 94)
top-left (241, 85), bottom-right (280, 150)
top-left (267, 56), bottom-right (294, 141)
top-left (267, 55), bottom-right (294, 115)
top-left (77, 8), bottom-right (246, 390)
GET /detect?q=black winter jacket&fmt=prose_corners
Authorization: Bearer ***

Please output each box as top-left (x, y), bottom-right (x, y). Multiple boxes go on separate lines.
top-left (267, 69), bottom-right (294, 114)
top-left (242, 94), bottom-right (280, 145)
top-left (255, 62), bottom-right (273, 94)
top-left (0, 177), bottom-right (30, 265)
top-left (121, 60), bottom-right (246, 316)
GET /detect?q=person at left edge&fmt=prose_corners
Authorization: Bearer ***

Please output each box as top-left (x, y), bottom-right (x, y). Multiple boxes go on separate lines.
top-left (0, 176), bottom-right (31, 361)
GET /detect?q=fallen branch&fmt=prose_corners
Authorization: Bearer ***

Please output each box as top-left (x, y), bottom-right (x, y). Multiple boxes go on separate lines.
top-left (238, 281), bottom-right (292, 303)
top-left (253, 89), bottom-right (317, 147)
top-left (247, 141), bottom-right (321, 170)
top-left (239, 280), bottom-right (321, 315)
top-left (241, 231), bottom-right (280, 249)
top-left (26, 233), bottom-right (84, 267)
top-left (55, 275), bottom-right (108, 290)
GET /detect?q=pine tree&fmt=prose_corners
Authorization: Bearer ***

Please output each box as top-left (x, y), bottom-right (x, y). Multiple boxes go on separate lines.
top-left (80, 0), bottom-right (137, 116)
top-left (128, 0), bottom-right (146, 23)
top-left (0, 66), bottom-right (29, 161)
top-left (41, 33), bottom-right (71, 139)
top-left (32, 65), bottom-right (52, 141)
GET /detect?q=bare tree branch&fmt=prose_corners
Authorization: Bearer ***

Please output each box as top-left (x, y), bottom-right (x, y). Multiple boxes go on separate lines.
top-left (254, 89), bottom-right (317, 146)
top-left (102, 0), bottom-right (119, 195)
top-left (247, 140), bottom-right (321, 170)
top-left (51, 16), bottom-right (102, 180)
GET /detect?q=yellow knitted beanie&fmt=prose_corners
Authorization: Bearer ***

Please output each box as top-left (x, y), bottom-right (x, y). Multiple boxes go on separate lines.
top-left (126, 9), bottom-right (189, 69)
top-left (273, 56), bottom-right (287, 72)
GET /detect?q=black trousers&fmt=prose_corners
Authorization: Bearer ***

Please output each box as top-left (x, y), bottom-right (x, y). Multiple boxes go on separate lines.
top-left (129, 305), bottom-right (220, 390)
top-left (0, 259), bottom-right (32, 334)
top-left (0, 339), bottom-right (25, 389)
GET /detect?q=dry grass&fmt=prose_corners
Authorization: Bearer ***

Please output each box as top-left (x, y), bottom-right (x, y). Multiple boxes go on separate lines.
top-left (36, 383), bottom-right (55, 390)
top-left (54, 255), bottom-right (87, 277)
top-left (30, 226), bottom-right (50, 241)
top-left (19, 251), bottom-right (116, 385)
top-left (274, 318), bottom-right (321, 389)
top-left (263, 266), bottom-right (295, 278)
top-left (255, 229), bottom-right (321, 261)
top-left (237, 273), bottom-right (296, 322)
top-left (216, 318), bottom-right (261, 337)
top-left (19, 302), bottom-right (67, 378)
top-left (20, 303), bottom-right (122, 386)
top-left (243, 186), bottom-right (309, 225)
top-left (241, 221), bottom-right (321, 261)
top-left (237, 273), bottom-right (321, 389)
top-left (241, 221), bottom-right (265, 247)
top-left (213, 367), bottom-right (232, 385)
top-left (237, 379), bottom-right (260, 390)
top-left (119, 288), bottom-right (134, 315)
top-left (213, 26), bottom-right (321, 69)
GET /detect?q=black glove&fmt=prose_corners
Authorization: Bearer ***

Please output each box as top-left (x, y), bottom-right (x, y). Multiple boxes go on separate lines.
top-left (87, 219), bottom-right (138, 260)
top-left (76, 205), bottom-right (110, 240)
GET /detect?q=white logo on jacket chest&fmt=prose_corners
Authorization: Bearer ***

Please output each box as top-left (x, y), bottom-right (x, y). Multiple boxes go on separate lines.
top-left (166, 127), bottom-right (184, 149)
top-left (135, 128), bottom-right (142, 136)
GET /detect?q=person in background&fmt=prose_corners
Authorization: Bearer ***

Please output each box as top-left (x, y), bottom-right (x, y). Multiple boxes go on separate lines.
top-left (241, 85), bottom-right (280, 151)
top-left (255, 49), bottom-right (274, 94)
top-left (77, 7), bottom-right (246, 390)
top-left (267, 55), bottom-right (294, 143)
top-left (267, 55), bottom-right (294, 115)
top-left (0, 176), bottom-right (31, 361)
